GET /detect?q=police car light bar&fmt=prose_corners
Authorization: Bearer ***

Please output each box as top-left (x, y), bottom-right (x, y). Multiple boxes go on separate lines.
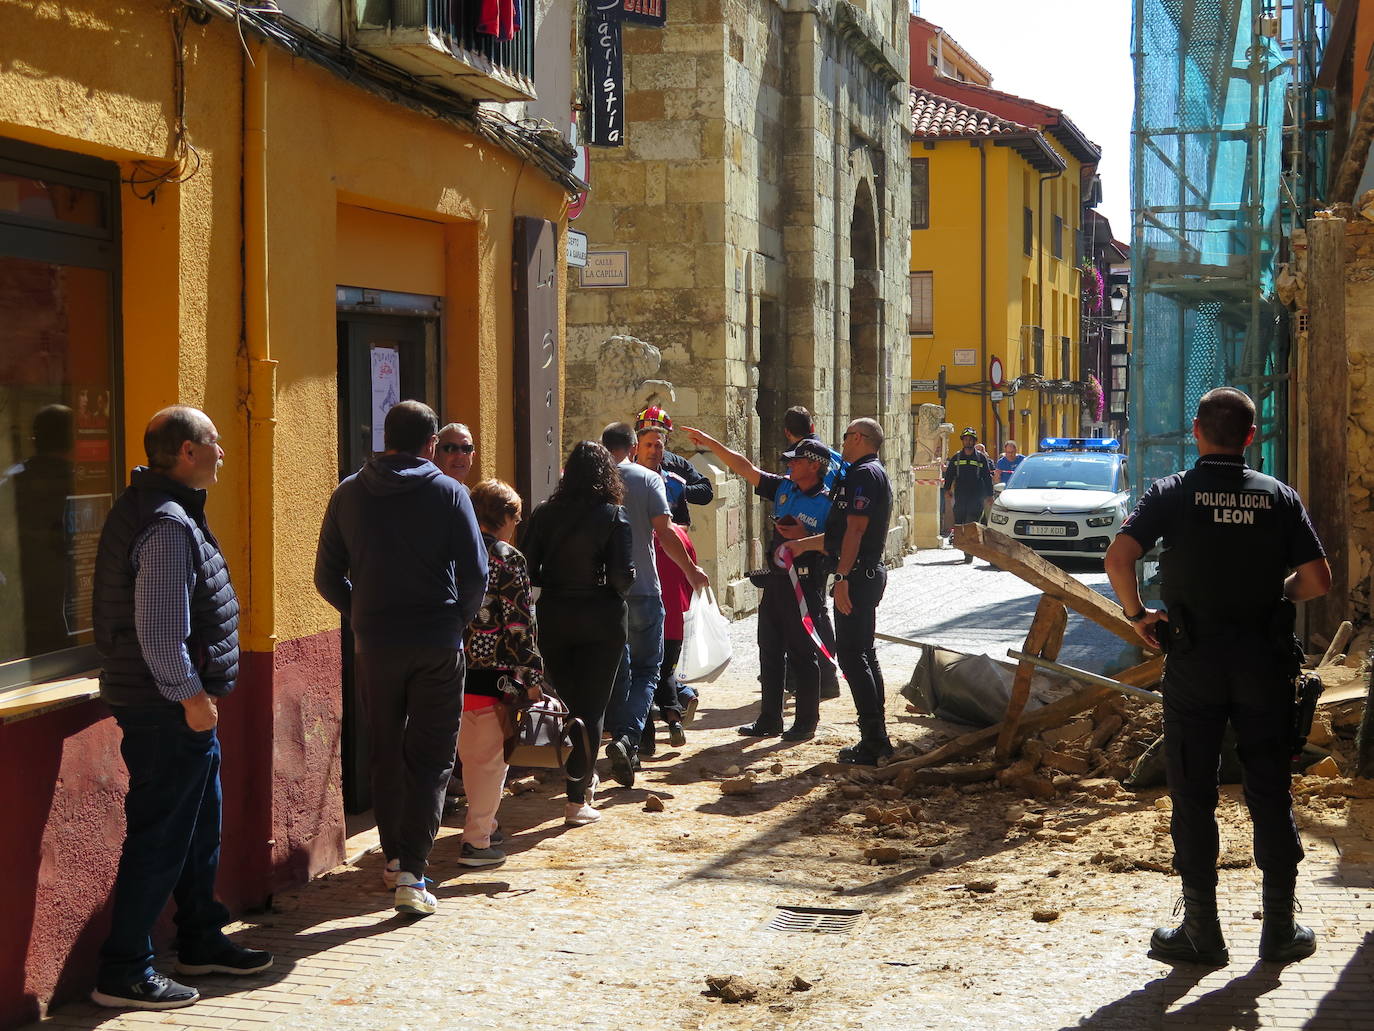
top-left (1040, 437), bottom-right (1120, 452)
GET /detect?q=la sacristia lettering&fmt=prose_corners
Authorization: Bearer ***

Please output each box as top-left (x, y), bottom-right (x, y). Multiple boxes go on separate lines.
top-left (1193, 489), bottom-right (1274, 525)
top-left (585, 12), bottom-right (624, 146)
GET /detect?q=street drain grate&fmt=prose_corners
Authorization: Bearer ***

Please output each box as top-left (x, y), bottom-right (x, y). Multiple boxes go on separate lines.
top-left (767, 906), bottom-right (863, 934)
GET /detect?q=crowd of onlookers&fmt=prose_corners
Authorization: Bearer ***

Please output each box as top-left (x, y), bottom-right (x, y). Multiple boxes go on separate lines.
top-left (85, 397), bottom-right (897, 1011)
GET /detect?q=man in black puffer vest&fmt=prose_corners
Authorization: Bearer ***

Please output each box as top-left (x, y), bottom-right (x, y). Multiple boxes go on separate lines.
top-left (90, 406), bottom-right (271, 1012)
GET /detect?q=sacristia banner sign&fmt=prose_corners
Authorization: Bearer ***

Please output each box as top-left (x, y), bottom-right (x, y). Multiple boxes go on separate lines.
top-left (586, 9), bottom-right (623, 147)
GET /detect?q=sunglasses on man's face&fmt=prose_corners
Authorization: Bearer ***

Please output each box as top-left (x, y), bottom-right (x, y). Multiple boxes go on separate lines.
top-left (439, 442), bottom-right (475, 455)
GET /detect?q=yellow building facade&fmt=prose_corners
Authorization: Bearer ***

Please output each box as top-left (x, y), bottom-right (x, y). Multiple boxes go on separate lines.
top-left (908, 87), bottom-right (1100, 453)
top-left (0, 1), bottom-right (576, 1021)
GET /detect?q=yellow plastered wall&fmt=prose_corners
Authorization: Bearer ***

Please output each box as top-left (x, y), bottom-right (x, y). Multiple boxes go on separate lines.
top-left (910, 131), bottom-right (1086, 452)
top-left (0, 2), bottom-right (568, 651)
top-left (0, 1), bottom-right (252, 604)
top-left (258, 49), bottom-right (565, 644)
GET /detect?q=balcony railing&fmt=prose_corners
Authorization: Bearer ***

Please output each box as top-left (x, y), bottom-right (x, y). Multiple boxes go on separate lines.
top-left (354, 0), bottom-right (536, 102)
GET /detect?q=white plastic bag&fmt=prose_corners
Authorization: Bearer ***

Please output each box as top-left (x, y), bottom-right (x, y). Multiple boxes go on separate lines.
top-left (678, 586), bottom-right (732, 681)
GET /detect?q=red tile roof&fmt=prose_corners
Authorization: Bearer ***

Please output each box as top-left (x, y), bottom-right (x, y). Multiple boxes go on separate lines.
top-left (909, 87), bottom-right (1031, 139)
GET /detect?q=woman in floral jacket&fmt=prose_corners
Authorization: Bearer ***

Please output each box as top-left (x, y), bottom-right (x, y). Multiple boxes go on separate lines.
top-left (458, 479), bottom-right (543, 868)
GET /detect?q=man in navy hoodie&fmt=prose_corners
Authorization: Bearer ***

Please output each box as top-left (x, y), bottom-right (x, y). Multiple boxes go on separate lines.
top-left (315, 400), bottom-right (488, 917)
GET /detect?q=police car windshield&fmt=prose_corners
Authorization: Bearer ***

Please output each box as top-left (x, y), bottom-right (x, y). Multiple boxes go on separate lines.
top-left (1008, 453), bottom-right (1119, 491)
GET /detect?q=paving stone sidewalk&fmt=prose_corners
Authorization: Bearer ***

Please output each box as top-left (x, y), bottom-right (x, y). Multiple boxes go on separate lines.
top-left (30, 551), bottom-right (1374, 1031)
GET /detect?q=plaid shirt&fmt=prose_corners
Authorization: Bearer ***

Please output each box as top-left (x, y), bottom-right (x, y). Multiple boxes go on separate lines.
top-left (132, 520), bottom-right (204, 702)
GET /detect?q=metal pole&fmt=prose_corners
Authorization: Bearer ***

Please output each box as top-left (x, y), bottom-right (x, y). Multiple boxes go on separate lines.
top-left (1006, 649), bottom-right (1162, 703)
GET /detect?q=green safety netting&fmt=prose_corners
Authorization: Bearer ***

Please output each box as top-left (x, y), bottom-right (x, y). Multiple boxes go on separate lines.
top-left (1130, 0), bottom-right (1290, 492)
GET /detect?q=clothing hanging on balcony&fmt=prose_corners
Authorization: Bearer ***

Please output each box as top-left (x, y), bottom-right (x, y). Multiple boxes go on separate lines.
top-left (477, 0), bottom-right (520, 41)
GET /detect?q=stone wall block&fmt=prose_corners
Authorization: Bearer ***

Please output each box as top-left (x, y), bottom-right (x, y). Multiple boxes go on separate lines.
top-left (663, 23), bottom-right (725, 53)
top-left (567, 290), bottom-right (611, 325)
top-left (623, 26), bottom-right (664, 54)
top-left (668, 160), bottom-right (727, 205)
top-left (647, 243), bottom-right (699, 289)
top-left (629, 119), bottom-right (704, 162)
top-left (625, 90), bottom-right (666, 122)
top-left (630, 53), bottom-right (698, 92)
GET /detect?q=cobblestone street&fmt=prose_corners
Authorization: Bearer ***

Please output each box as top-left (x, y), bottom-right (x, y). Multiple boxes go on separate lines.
top-left (30, 550), bottom-right (1374, 1031)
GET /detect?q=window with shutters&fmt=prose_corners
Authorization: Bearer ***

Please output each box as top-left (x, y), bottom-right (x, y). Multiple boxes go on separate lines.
top-left (908, 272), bottom-right (933, 334)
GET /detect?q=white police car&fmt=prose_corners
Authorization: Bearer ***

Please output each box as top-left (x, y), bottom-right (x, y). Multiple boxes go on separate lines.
top-left (986, 438), bottom-right (1130, 561)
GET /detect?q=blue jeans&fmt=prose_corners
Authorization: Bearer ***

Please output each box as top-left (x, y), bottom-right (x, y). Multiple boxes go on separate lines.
top-left (606, 594), bottom-right (665, 746)
top-left (98, 704), bottom-right (232, 986)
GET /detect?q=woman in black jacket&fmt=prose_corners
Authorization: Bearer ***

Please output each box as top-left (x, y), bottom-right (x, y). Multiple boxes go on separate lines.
top-left (522, 441), bottom-right (634, 826)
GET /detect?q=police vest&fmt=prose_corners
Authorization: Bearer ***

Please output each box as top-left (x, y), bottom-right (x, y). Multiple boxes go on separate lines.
top-left (773, 480), bottom-right (831, 535)
top-left (1158, 461), bottom-right (1289, 623)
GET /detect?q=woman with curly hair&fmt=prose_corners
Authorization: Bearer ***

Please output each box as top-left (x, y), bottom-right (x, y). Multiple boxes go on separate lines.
top-left (522, 441), bottom-right (634, 826)
top-left (454, 480), bottom-right (544, 869)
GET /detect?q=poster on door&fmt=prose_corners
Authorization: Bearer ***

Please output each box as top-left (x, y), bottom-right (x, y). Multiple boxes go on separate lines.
top-left (370, 346), bottom-right (400, 453)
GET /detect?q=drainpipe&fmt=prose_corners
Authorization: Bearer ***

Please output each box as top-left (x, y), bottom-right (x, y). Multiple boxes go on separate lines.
top-left (1037, 164), bottom-right (1062, 441)
top-left (979, 140), bottom-right (988, 443)
top-left (243, 40), bottom-right (278, 653)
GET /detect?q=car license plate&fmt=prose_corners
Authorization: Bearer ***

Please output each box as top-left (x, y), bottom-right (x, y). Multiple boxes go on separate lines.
top-left (1026, 524), bottom-right (1068, 537)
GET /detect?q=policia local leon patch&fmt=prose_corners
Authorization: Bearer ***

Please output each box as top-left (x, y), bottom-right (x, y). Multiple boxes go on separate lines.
top-left (1194, 489), bottom-right (1274, 525)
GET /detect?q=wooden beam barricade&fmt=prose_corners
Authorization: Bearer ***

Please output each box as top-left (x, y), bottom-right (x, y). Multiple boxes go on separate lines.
top-left (997, 596), bottom-right (1068, 760)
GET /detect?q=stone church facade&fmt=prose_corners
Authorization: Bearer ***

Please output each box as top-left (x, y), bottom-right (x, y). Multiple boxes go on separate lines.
top-left (566, 0), bottom-right (913, 610)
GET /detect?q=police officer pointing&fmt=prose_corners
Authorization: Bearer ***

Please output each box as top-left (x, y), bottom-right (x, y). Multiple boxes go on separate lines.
top-left (682, 426), bottom-right (833, 741)
top-left (1104, 387), bottom-right (1331, 966)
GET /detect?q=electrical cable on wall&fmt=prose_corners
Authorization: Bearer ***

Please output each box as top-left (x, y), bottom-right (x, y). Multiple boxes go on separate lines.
top-left (124, 8), bottom-right (203, 202)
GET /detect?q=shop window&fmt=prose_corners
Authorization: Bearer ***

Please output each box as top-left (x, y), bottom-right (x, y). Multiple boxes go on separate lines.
top-left (911, 158), bottom-right (929, 230)
top-left (908, 271), bottom-right (933, 334)
top-left (0, 139), bottom-right (121, 693)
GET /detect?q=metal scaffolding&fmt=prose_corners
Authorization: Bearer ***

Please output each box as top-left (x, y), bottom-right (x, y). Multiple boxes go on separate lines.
top-left (1129, 0), bottom-right (1292, 493)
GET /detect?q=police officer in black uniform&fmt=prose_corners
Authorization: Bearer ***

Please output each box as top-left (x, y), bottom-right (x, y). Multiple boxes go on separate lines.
top-left (942, 428), bottom-right (995, 563)
top-left (1105, 387), bottom-right (1331, 966)
top-left (787, 417), bottom-right (894, 765)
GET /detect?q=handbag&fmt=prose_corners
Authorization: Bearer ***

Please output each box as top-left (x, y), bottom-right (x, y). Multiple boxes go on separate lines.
top-left (502, 686), bottom-right (590, 771)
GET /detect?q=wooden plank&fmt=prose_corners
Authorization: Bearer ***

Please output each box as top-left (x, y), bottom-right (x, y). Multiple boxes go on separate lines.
top-left (1320, 621), bottom-right (1354, 669)
top-left (952, 524), bottom-right (1140, 643)
top-left (997, 596), bottom-right (1068, 760)
top-left (874, 654), bottom-right (1166, 782)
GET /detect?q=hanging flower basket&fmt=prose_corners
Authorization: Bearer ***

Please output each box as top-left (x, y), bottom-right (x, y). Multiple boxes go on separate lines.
top-left (1082, 373), bottom-right (1105, 422)
top-left (1080, 262), bottom-right (1105, 313)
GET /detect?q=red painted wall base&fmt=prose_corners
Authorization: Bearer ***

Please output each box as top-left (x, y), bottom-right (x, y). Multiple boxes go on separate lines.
top-left (0, 628), bottom-right (344, 1028)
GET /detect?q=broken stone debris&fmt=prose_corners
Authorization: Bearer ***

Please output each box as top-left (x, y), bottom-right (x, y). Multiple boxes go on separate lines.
top-left (720, 775), bottom-right (756, 796)
top-left (705, 975), bottom-right (758, 1004)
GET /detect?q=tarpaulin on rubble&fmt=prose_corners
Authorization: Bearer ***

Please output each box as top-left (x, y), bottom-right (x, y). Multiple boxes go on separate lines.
top-left (902, 647), bottom-right (1060, 728)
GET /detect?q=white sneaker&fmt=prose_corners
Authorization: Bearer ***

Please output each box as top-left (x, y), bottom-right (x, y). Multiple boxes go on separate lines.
top-left (587, 772), bottom-right (600, 806)
top-left (382, 857), bottom-right (400, 890)
top-left (394, 872), bottom-right (436, 916)
top-left (565, 802), bottom-right (601, 826)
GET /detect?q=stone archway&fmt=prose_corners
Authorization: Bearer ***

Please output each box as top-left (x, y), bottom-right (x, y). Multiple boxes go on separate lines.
top-left (840, 173), bottom-right (881, 435)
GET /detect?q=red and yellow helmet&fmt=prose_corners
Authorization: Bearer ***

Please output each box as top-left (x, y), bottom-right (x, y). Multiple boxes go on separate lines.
top-left (635, 405), bottom-right (673, 433)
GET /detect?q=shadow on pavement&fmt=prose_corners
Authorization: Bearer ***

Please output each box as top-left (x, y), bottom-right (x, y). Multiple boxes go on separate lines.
top-left (1058, 963), bottom-right (1277, 1030)
top-left (1301, 929), bottom-right (1374, 1030)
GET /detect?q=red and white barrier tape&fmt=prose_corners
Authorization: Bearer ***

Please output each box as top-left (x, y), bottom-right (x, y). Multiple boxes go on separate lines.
top-left (773, 544), bottom-right (839, 670)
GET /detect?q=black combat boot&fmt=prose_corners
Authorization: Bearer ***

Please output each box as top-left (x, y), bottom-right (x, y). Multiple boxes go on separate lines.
top-left (1149, 883), bottom-right (1229, 965)
top-left (1259, 871), bottom-right (1316, 963)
